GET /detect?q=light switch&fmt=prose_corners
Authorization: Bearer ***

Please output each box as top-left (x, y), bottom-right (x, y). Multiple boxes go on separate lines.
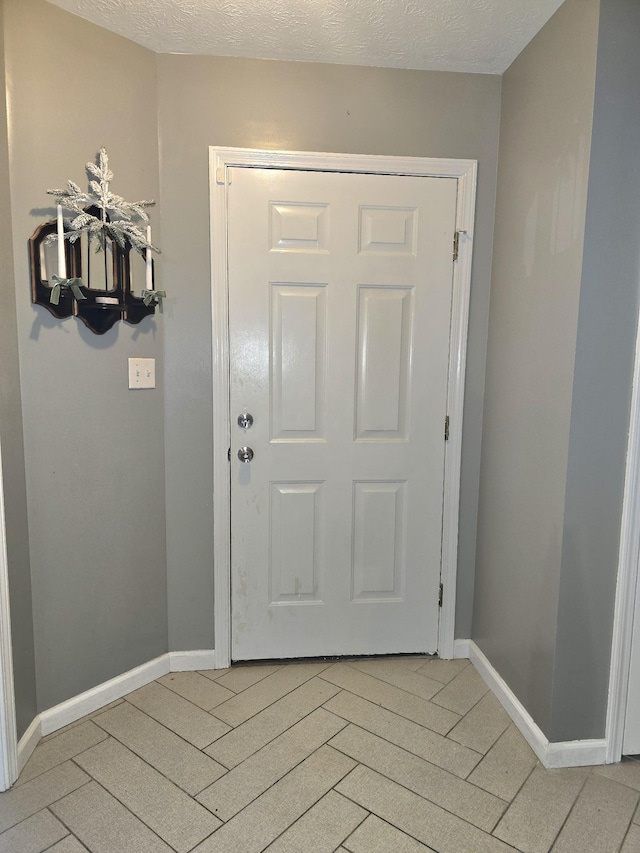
top-left (128, 357), bottom-right (155, 389)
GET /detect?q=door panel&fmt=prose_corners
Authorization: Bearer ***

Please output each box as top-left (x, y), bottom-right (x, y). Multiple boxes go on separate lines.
top-left (356, 286), bottom-right (413, 439)
top-left (228, 167), bottom-right (457, 661)
top-left (270, 283), bottom-right (327, 439)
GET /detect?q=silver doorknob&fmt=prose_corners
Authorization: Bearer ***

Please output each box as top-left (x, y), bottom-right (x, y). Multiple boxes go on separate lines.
top-left (237, 412), bottom-right (254, 430)
top-left (237, 446), bottom-right (254, 463)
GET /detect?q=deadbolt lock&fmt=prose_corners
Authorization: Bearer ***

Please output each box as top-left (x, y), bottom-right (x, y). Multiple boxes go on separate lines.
top-left (237, 412), bottom-right (254, 430)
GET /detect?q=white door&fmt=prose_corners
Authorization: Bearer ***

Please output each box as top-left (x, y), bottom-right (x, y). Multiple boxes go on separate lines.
top-left (228, 167), bottom-right (457, 661)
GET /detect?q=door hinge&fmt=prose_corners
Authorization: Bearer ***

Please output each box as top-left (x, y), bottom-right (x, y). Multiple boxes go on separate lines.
top-left (439, 583), bottom-right (444, 608)
top-left (453, 229), bottom-right (468, 261)
top-left (444, 415), bottom-right (450, 441)
top-left (216, 167), bottom-right (232, 185)
top-left (227, 447), bottom-right (231, 461)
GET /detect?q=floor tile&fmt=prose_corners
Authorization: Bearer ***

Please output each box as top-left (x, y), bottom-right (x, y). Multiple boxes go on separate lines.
top-left (336, 765), bottom-right (516, 853)
top-left (0, 762), bottom-right (89, 834)
top-left (74, 737), bottom-right (221, 852)
top-left (330, 724), bottom-right (506, 831)
top-left (6, 657), bottom-right (640, 853)
top-left (206, 676), bottom-right (339, 768)
top-left (46, 837), bottom-right (90, 852)
top-left (16, 722), bottom-right (108, 787)
top-left (0, 808), bottom-right (67, 852)
top-left (431, 663), bottom-right (489, 715)
top-left (447, 691), bottom-right (511, 755)
top-left (125, 681), bottom-right (231, 748)
top-left (415, 658), bottom-right (469, 684)
top-left (212, 662), bottom-right (330, 727)
top-left (468, 724), bottom-right (537, 801)
top-left (158, 671), bottom-right (236, 710)
top-left (319, 663), bottom-right (460, 735)
top-left (197, 708), bottom-right (347, 820)
top-left (493, 765), bottom-right (588, 853)
top-left (93, 700), bottom-right (226, 795)
top-left (394, 655), bottom-right (435, 671)
top-left (264, 790), bottom-right (366, 852)
top-left (595, 758), bottom-right (640, 792)
top-left (622, 825), bottom-right (640, 853)
top-left (346, 659), bottom-right (443, 701)
top-left (210, 663), bottom-right (282, 693)
top-left (323, 690), bottom-right (481, 778)
top-left (198, 668), bottom-right (232, 682)
top-left (193, 745), bottom-right (356, 853)
top-left (552, 773), bottom-right (638, 853)
top-left (344, 814), bottom-right (436, 852)
top-left (51, 781), bottom-right (174, 853)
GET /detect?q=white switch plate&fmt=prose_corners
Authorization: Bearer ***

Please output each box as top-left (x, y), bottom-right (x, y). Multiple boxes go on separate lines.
top-left (128, 357), bottom-right (155, 389)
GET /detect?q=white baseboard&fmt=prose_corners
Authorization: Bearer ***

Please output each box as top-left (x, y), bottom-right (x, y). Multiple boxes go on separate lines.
top-left (466, 640), bottom-right (608, 768)
top-left (453, 638), bottom-right (470, 659)
top-left (168, 650), bottom-right (217, 672)
top-left (26, 643), bottom-right (610, 769)
top-left (17, 716), bottom-right (41, 775)
top-left (38, 649), bottom-right (221, 737)
top-left (39, 654), bottom-right (170, 736)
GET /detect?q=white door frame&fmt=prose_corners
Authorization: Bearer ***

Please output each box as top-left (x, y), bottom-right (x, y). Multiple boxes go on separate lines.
top-left (606, 304), bottom-right (640, 762)
top-left (0, 436), bottom-right (18, 791)
top-left (209, 147), bottom-right (477, 669)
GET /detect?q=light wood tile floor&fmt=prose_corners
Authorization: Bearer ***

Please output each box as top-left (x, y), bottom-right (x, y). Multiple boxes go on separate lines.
top-left (2, 657), bottom-right (640, 852)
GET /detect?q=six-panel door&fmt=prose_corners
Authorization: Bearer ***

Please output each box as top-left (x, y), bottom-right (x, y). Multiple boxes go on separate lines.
top-left (228, 167), bottom-right (457, 661)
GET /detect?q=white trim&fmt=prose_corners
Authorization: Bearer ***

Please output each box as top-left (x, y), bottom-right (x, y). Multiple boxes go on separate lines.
top-left (17, 716), bottom-right (40, 776)
top-left (210, 147), bottom-right (232, 671)
top-left (544, 739), bottom-right (608, 769)
top-left (39, 655), bottom-right (170, 736)
top-left (606, 305), bottom-right (640, 763)
top-left (439, 167), bottom-right (477, 659)
top-left (453, 638), bottom-right (470, 659)
top-left (468, 640), bottom-right (608, 768)
top-left (0, 438), bottom-right (18, 791)
top-left (168, 649), bottom-right (217, 672)
top-left (38, 650), bottom-right (221, 738)
top-left (209, 147), bottom-right (477, 666)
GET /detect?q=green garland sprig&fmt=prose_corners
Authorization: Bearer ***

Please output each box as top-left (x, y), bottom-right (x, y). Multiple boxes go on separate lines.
top-left (46, 148), bottom-right (158, 256)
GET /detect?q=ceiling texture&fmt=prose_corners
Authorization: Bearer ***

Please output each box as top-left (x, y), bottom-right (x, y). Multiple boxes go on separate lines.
top-left (45, 0), bottom-right (565, 75)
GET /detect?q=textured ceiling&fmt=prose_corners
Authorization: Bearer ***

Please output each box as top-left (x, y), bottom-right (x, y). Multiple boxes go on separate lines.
top-left (45, 0), bottom-right (565, 74)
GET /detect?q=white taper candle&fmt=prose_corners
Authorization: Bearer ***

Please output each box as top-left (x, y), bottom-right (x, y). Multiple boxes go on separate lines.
top-left (57, 204), bottom-right (66, 279)
top-left (145, 225), bottom-right (153, 291)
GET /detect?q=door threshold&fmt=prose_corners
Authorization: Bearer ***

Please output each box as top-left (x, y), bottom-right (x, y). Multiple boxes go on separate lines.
top-left (230, 651), bottom-right (439, 667)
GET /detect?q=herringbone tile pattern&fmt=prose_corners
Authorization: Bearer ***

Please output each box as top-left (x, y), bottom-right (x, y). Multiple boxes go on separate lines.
top-left (2, 657), bottom-right (640, 852)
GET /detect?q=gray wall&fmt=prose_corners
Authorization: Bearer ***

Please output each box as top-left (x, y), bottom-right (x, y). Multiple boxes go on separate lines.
top-left (157, 55), bottom-right (502, 650)
top-left (0, 0), bottom-right (37, 741)
top-left (2, 0), bottom-right (501, 715)
top-left (551, 0), bottom-right (640, 741)
top-left (4, 0), bottom-right (167, 711)
top-left (473, 0), bottom-right (601, 735)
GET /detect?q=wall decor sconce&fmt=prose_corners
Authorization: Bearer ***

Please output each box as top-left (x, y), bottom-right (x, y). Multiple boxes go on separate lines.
top-left (29, 148), bottom-right (165, 335)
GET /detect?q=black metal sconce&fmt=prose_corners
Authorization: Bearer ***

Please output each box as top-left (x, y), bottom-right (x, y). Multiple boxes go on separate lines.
top-left (29, 206), bottom-right (157, 335)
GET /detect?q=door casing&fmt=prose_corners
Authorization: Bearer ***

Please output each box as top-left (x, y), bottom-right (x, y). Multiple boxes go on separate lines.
top-left (209, 147), bottom-right (477, 669)
top-left (606, 300), bottom-right (640, 762)
top-left (0, 436), bottom-right (18, 791)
